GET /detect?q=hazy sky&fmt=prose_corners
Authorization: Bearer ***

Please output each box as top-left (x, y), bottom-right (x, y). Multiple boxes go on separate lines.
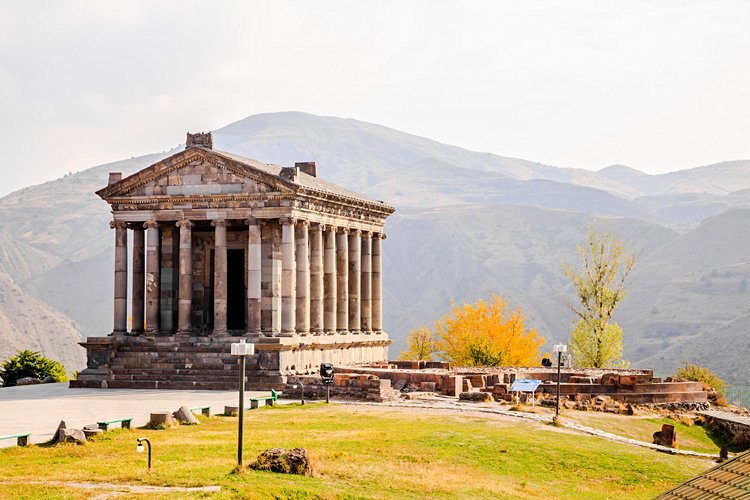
top-left (1, 0), bottom-right (748, 197)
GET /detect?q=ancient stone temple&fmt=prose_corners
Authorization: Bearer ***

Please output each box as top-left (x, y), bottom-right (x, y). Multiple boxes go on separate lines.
top-left (72, 132), bottom-right (394, 389)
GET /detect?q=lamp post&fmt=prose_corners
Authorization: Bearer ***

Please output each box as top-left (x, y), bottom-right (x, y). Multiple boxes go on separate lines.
top-left (136, 437), bottom-right (152, 471)
top-left (553, 343), bottom-right (567, 419)
top-left (231, 339), bottom-right (255, 467)
top-left (292, 381), bottom-right (305, 405)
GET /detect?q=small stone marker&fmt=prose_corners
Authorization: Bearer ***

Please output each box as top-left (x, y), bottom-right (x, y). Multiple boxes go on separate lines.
top-left (653, 424), bottom-right (677, 448)
top-left (53, 420), bottom-right (67, 442)
top-left (59, 428), bottom-right (86, 444)
top-left (149, 412), bottom-right (174, 427)
top-left (82, 428), bottom-right (104, 439)
top-left (173, 406), bottom-right (200, 425)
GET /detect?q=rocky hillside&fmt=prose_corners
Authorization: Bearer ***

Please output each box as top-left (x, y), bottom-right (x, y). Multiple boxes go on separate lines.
top-left (0, 112), bottom-right (748, 384)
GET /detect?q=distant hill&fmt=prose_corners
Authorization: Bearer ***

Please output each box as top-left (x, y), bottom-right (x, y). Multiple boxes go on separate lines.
top-left (0, 111), bottom-right (748, 384)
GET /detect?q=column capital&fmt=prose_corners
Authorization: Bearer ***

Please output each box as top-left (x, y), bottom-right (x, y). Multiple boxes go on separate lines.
top-left (211, 219), bottom-right (228, 228)
top-left (175, 219), bottom-right (194, 229)
top-left (361, 231), bottom-right (373, 239)
top-left (350, 228), bottom-right (362, 237)
top-left (143, 220), bottom-right (159, 230)
top-left (309, 222), bottom-right (323, 232)
top-left (279, 216), bottom-right (296, 226)
top-left (245, 216), bottom-right (260, 226)
top-left (110, 220), bottom-right (128, 230)
top-left (375, 232), bottom-right (387, 240)
top-left (338, 227), bottom-right (350, 235)
top-left (295, 219), bottom-right (310, 227)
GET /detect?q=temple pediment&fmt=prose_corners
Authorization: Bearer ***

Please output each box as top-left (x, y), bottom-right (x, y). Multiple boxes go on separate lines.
top-left (97, 147), bottom-right (296, 201)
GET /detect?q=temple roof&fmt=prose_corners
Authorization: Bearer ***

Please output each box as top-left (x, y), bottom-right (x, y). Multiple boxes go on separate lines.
top-left (97, 145), bottom-right (393, 214)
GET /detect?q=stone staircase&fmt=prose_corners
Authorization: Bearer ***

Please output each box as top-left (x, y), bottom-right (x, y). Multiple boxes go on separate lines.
top-left (86, 337), bottom-right (284, 390)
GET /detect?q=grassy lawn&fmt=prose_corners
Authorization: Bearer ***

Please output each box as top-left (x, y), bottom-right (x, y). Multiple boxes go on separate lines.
top-left (0, 403), bottom-right (712, 499)
top-left (558, 410), bottom-right (734, 454)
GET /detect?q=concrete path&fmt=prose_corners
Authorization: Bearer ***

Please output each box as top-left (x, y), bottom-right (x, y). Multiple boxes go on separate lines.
top-left (0, 383), bottom-right (290, 447)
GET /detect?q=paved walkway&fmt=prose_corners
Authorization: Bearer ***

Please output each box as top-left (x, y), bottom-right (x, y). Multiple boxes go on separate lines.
top-left (0, 383), bottom-right (288, 447)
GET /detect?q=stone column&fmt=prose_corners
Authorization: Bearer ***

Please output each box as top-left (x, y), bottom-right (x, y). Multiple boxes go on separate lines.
top-left (372, 233), bottom-right (384, 332)
top-left (212, 219), bottom-right (228, 335)
top-left (281, 218), bottom-right (296, 335)
top-left (348, 229), bottom-right (362, 333)
top-left (336, 228), bottom-right (349, 333)
top-left (246, 218), bottom-right (262, 336)
top-left (361, 231), bottom-right (372, 333)
top-left (295, 220), bottom-right (310, 335)
top-left (144, 221), bottom-right (160, 335)
top-left (309, 223), bottom-right (324, 334)
top-left (111, 221), bottom-right (128, 334)
top-left (131, 225), bottom-right (145, 334)
top-left (323, 225), bottom-right (337, 334)
top-left (176, 220), bottom-right (193, 334)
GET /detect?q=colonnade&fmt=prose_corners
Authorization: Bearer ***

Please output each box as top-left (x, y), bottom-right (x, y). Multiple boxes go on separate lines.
top-left (110, 218), bottom-right (384, 337)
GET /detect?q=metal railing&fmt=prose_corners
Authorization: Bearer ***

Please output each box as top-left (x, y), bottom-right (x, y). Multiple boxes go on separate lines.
top-left (726, 385), bottom-right (750, 410)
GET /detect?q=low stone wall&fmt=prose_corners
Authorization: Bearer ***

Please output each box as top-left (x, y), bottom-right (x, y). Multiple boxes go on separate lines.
top-left (700, 411), bottom-right (750, 449)
top-left (284, 373), bottom-right (397, 402)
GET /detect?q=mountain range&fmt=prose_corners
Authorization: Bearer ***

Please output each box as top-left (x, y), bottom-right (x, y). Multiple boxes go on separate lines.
top-left (1, 112), bottom-right (748, 384)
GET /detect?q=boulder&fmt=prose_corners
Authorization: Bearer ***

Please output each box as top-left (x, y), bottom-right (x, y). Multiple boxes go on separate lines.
top-left (173, 406), bottom-right (200, 425)
top-left (59, 428), bottom-right (86, 444)
top-left (224, 406), bottom-right (239, 416)
top-left (52, 420), bottom-right (67, 442)
top-left (16, 377), bottom-right (41, 386)
top-left (83, 424), bottom-right (100, 431)
top-left (459, 391), bottom-right (494, 402)
top-left (250, 448), bottom-right (312, 476)
top-left (42, 376), bottom-right (55, 384)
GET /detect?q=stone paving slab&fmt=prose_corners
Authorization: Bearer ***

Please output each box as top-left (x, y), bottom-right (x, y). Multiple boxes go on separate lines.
top-left (0, 383), bottom-right (289, 448)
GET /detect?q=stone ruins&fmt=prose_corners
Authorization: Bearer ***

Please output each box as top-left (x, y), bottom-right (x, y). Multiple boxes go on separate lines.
top-left (72, 132), bottom-right (394, 389)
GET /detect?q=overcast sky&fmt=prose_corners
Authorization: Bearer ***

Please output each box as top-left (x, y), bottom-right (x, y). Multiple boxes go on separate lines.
top-left (1, 0), bottom-right (748, 197)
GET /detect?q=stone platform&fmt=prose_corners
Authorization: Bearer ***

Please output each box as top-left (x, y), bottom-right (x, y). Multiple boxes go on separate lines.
top-left (71, 333), bottom-right (390, 390)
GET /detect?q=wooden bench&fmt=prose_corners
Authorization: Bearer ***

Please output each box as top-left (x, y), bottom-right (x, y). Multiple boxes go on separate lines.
top-left (190, 406), bottom-right (211, 416)
top-left (249, 389), bottom-right (280, 409)
top-left (0, 433), bottom-right (31, 446)
top-left (97, 418), bottom-right (134, 431)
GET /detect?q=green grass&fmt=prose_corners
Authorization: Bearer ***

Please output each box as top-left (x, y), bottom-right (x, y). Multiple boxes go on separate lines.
top-left (558, 410), bottom-right (740, 454)
top-left (0, 403), bottom-right (712, 499)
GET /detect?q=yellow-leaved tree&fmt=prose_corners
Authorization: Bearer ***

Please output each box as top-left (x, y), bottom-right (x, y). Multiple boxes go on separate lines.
top-left (398, 326), bottom-right (439, 361)
top-left (435, 295), bottom-right (544, 367)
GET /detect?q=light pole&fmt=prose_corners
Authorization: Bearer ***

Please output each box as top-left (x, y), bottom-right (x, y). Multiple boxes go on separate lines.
top-left (553, 343), bottom-right (567, 419)
top-left (136, 437), bottom-right (152, 471)
top-left (292, 381), bottom-right (305, 405)
top-left (231, 339), bottom-right (255, 467)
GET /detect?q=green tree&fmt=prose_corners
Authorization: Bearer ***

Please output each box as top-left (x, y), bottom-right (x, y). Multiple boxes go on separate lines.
top-left (564, 227), bottom-right (636, 368)
top-left (398, 326), bottom-right (439, 361)
top-left (0, 350), bottom-right (68, 387)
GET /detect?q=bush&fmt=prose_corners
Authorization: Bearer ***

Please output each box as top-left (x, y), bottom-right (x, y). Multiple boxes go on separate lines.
top-left (673, 362), bottom-right (726, 398)
top-left (0, 350), bottom-right (68, 387)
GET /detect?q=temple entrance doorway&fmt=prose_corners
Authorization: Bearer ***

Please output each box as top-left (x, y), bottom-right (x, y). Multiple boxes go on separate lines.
top-left (226, 248), bottom-right (246, 331)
